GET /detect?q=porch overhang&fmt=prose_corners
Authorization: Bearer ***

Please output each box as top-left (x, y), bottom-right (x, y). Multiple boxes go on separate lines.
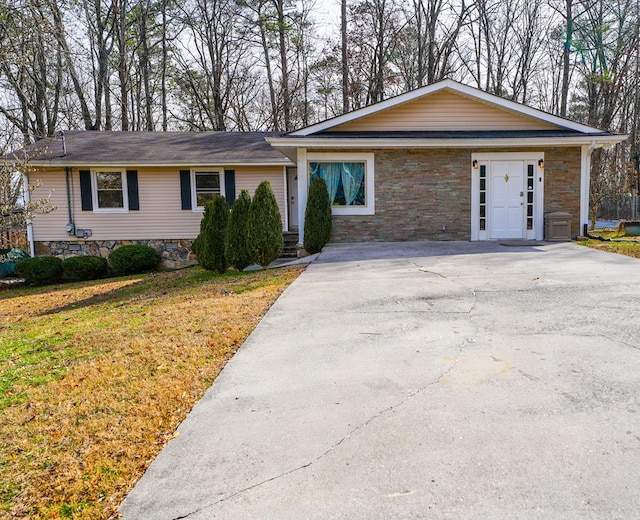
top-left (266, 131), bottom-right (628, 162)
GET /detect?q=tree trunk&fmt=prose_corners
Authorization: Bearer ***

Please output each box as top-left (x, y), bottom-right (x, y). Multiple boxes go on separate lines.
top-left (276, 0), bottom-right (291, 131)
top-left (341, 0), bottom-right (349, 113)
top-left (259, 12), bottom-right (279, 131)
top-left (561, 0), bottom-right (573, 116)
top-left (116, 0), bottom-right (130, 131)
top-left (161, 0), bottom-right (169, 131)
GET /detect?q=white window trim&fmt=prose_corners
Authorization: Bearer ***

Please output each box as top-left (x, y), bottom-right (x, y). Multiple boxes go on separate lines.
top-left (91, 169), bottom-right (129, 213)
top-left (471, 152), bottom-right (544, 241)
top-left (191, 168), bottom-right (225, 211)
top-left (307, 152), bottom-right (375, 216)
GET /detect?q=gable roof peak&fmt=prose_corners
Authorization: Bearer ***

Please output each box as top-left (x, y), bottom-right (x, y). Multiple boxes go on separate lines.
top-left (290, 79), bottom-right (604, 136)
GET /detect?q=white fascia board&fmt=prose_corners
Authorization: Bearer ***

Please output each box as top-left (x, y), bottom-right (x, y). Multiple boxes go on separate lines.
top-left (29, 159), bottom-right (295, 168)
top-left (289, 79), bottom-right (608, 136)
top-left (267, 135), bottom-right (628, 149)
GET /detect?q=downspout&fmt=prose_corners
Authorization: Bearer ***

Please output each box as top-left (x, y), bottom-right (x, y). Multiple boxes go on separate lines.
top-left (65, 167), bottom-right (75, 235)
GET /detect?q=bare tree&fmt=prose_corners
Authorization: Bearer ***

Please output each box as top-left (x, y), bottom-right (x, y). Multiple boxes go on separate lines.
top-left (1, 146), bottom-right (55, 238)
top-left (345, 0), bottom-right (404, 108)
top-left (341, 0), bottom-right (349, 112)
top-left (396, 0), bottom-right (470, 90)
top-left (0, 1), bottom-right (62, 143)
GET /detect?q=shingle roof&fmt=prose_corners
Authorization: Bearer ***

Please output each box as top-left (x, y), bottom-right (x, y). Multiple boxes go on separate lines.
top-left (19, 131), bottom-right (292, 166)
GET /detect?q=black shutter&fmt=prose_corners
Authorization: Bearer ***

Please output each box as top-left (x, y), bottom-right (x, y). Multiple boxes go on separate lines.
top-left (180, 170), bottom-right (192, 210)
top-left (224, 169), bottom-right (236, 206)
top-left (126, 170), bottom-right (139, 210)
top-left (79, 170), bottom-right (93, 211)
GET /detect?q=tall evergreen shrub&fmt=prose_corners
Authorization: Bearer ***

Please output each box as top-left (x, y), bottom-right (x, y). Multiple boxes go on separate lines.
top-left (195, 195), bottom-right (230, 273)
top-left (246, 181), bottom-right (283, 267)
top-left (225, 190), bottom-right (253, 271)
top-left (304, 176), bottom-right (332, 254)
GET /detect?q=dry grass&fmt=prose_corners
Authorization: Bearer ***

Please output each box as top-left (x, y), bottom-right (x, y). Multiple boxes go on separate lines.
top-left (579, 239), bottom-right (640, 259)
top-left (0, 266), bottom-right (304, 519)
top-left (579, 228), bottom-right (640, 260)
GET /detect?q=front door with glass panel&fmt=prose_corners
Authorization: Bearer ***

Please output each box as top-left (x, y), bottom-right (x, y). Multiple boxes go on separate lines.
top-left (489, 161), bottom-right (525, 239)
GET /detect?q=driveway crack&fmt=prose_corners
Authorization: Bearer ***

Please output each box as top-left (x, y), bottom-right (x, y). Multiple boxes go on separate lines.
top-left (170, 325), bottom-right (478, 520)
top-left (169, 263), bottom-right (479, 520)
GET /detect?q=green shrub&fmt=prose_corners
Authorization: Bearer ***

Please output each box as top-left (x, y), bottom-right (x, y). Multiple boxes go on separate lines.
top-left (304, 176), bottom-right (333, 254)
top-left (246, 181), bottom-right (283, 267)
top-left (225, 190), bottom-right (253, 271)
top-left (190, 236), bottom-right (200, 257)
top-left (108, 245), bottom-right (161, 275)
top-left (195, 195), bottom-right (230, 273)
top-left (62, 255), bottom-right (108, 281)
top-left (14, 256), bottom-right (63, 285)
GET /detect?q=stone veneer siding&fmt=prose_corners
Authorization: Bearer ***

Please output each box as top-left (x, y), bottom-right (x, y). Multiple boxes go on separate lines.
top-left (34, 239), bottom-right (197, 269)
top-left (543, 147), bottom-right (581, 237)
top-left (331, 148), bottom-right (471, 242)
top-left (327, 146), bottom-right (582, 242)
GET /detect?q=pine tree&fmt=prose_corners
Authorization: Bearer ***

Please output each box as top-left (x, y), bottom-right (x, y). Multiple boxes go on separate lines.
top-left (225, 189), bottom-right (253, 271)
top-left (195, 195), bottom-right (230, 272)
top-left (246, 181), bottom-right (283, 267)
top-left (304, 176), bottom-right (332, 254)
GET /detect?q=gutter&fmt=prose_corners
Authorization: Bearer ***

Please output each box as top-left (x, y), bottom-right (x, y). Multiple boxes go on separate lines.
top-left (29, 159), bottom-right (295, 168)
top-left (266, 135), bottom-right (629, 149)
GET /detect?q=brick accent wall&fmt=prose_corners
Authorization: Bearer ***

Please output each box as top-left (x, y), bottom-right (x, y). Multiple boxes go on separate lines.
top-left (331, 149), bottom-right (472, 242)
top-left (325, 146), bottom-right (582, 243)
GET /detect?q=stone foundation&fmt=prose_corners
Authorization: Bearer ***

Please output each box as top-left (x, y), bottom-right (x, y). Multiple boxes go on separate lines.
top-left (34, 239), bottom-right (197, 269)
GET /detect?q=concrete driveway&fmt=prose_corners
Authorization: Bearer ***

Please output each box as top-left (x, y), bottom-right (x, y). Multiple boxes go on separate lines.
top-left (120, 241), bottom-right (640, 519)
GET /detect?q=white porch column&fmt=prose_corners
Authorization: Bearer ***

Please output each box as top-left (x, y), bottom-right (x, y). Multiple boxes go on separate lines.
top-left (297, 148), bottom-right (307, 245)
top-left (580, 145), bottom-right (592, 234)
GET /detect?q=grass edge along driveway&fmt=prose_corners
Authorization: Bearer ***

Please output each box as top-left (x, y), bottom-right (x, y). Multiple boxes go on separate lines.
top-left (0, 265), bottom-right (304, 520)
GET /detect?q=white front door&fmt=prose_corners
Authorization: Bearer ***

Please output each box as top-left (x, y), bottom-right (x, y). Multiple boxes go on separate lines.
top-left (490, 161), bottom-right (525, 239)
top-left (287, 168), bottom-right (298, 229)
top-left (472, 153), bottom-right (544, 241)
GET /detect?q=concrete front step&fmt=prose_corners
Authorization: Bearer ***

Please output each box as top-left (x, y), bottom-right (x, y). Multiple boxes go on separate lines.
top-left (281, 231), bottom-right (299, 259)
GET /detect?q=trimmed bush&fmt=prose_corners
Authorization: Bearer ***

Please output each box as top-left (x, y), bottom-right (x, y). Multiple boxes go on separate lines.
top-left (108, 245), bottom-right (161, 275)
top-left (62, 255), bottom-right (108, 281)
top-left (14, 256), bottom-right (63, 285)
top-left (195, 195), bottom-right (230, 273)
top-left (304, 176), bottom-right (333, 254)
top-left (246, 181), bottom-right (283, 267)
top-left (190, 236), bottom-right (201, 257)
top-left (225, 190), bottom-right (253, 271)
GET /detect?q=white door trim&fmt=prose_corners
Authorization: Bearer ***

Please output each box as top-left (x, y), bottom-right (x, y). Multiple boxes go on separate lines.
top-left (471, 152), bottom-right (544, 241)
top-left (287, 167), bottom-right (298, 231)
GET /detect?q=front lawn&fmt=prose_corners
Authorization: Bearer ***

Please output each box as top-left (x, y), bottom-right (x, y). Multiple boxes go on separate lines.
top-left (578, 227), bottom-right (640, 260)
top-left (0, 266), bottom-right (303, 519)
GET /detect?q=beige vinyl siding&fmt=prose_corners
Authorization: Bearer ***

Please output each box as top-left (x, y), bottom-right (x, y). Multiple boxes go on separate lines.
top-left (235, 167), bottom-right (286, 226)
top-left (30, 166), bottom-right (286, 241)
top-left (332, 90), bottom-right (559, 132)
top-left (30, 168), bottom-right (71, 242)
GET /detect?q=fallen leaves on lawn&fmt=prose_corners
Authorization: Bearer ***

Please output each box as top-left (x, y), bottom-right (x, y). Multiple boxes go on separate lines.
top-left (0, 266), bottom-right (304, 519)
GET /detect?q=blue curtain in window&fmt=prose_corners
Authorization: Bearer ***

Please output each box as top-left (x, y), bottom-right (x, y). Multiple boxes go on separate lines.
top-left (311, 162), bottom-right (340, 204)
top-left (341, 162), bottom-right (365, 205)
